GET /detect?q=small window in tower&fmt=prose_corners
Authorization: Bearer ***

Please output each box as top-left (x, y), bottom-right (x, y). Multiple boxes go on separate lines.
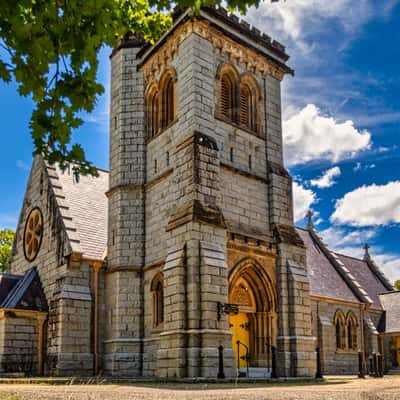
top-left (220, 75), bottom-right (238, 123)
top-left (114, 116), bottom-right (117, 130)
top-left (166, 151), bottom-right (170, 167)
top-left (248, 154), bottom-right (252, 170)
top-left (154, 159), bottom-right (157, 174)
top-left (146, 84), bottom-right (159, 139)
top-left (151, 273), bottom-right (164, 327)
top-left (217, 64), bottom-right (240, 124)
top-left (160, 70), bottom-right (175, 130)
top-left (230, 147), bottom-right (234, 163)
top-left (240, 76), bottom-right (260, 134)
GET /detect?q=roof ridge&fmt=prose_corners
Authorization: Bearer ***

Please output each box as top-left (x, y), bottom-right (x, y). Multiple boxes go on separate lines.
top-left (334, 251), bottom-right (366, 262)
top-left (364, 256), bottom-right (394, 291)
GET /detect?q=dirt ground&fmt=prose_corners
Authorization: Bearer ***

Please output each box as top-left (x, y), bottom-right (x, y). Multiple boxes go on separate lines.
top-left (0, 376), bottom-right (399, 400)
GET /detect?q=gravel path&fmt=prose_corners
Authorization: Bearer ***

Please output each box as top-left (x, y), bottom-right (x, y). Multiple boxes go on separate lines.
top-left (0, 377), bottom-right (399, 400)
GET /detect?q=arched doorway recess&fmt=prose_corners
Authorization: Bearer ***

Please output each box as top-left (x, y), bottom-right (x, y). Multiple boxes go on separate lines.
top-left (229, 258), bottom-right (277, 369)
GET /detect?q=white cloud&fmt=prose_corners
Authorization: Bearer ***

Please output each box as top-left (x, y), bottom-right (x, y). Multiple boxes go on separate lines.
top-left (246, 0), bottom-right (375, 47)
top-left (283, 104), bottom-right (371, 167)
top-left (292, 181), bottom-right (316, 223)
top-left (310, 166), bottom-right (341, 188)
top-left (16, 160), bottom-right (30, 172)
top-left (331, 181), bottom-right (400, 227)
top-left (353, 162), bottom-right (376, 172)
top-left (373, 253), bottom-right (400, 282)
top-left (320, 226), bottom-right (376, 249)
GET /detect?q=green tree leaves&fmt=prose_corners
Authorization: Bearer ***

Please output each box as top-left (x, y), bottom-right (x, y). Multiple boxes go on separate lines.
top-left (0, 1), bottom-right (266, 176)
top-left (0, 229), bottom-right (14, 272)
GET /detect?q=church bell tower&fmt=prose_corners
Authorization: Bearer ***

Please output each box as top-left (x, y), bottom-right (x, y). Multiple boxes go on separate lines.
top-left (106, 6), bottom-right (317, 378)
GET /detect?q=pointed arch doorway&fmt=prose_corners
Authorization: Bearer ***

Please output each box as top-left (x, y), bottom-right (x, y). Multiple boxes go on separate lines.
top-left (229, 259), bottom-right (277, 369)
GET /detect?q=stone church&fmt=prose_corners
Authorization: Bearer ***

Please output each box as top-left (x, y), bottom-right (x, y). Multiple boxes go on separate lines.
top-left (0, 6), bottom-right (399, 378)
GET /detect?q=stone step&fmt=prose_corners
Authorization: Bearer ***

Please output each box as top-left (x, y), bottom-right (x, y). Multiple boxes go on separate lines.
top-left (387, 368), bottom-right (400, 375)
top-left (239, 367), bottom-right (272, 379)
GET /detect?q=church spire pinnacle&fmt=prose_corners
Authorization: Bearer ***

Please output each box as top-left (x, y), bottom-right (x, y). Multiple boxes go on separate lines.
top-left (363, 243), bottom-right (371, 260)
top-left (306, 210), bottom-right (314, 230)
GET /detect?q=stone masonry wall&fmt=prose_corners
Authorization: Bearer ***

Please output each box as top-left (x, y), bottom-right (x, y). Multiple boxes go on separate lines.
top-left (8, 157), bottom-right (93, 376)
top-left (0, 316), bottom-right (38, 374)
top-left (105, 41), bottom-right (146, 376)
top-left (312, 300), bottom-right (361, 375)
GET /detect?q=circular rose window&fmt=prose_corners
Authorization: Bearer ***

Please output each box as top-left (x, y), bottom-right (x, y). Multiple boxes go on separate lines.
top-left (24, 207), bottom-right (43, 262)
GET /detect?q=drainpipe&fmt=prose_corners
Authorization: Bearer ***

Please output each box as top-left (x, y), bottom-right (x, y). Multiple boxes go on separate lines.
top-left (37, 314), bottom-right (47, 375)
top-left (92, 261), bottom-right (103, 375)
top-left (360, 303), bottom-right (366, 371)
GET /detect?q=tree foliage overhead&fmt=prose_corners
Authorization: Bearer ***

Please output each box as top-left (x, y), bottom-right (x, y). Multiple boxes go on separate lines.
top-left (0, 229), bottom-right (15, 271)
top-left (0, 0), bottom-right (267, 176)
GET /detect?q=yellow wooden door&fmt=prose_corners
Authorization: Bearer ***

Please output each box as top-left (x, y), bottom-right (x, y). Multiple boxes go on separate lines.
top-left (397, 337), bottom-right (400, 366)
top-left (230, 312), bottom-right (250, 368)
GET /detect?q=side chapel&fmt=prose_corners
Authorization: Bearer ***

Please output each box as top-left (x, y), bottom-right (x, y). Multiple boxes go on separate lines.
top-left (0, 6), bottom-right (399, 378)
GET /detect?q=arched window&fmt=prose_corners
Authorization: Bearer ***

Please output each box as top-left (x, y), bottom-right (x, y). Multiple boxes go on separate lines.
top-left (240, 74), bottom-right (260, 134)
top-left (334, 310), bottom-right (346, 350)
top-left (151, 273), bottom-right (164, 327)
top-left (146, 83), bottom-right (159, 139)
top-left (159, 68), bottom-right (176, 130)
top-left (346, 312), bottom-right (358, 350)
top-left (217, 64), bottom-right (240, 124)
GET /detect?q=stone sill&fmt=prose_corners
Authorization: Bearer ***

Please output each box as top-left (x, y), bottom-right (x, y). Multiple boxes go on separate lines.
top-left (335, 349), bottom-right (358, 355)
top-left (147, 118), bottom-right (179, 144)
top-left (214, 114), bottom-right (264, 140)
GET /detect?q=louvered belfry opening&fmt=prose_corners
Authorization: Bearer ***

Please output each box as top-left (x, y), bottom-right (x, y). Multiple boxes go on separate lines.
top-left (218, 64), bottom-right (260, 135)
top-left (161, 73), bottom-right (174, 129)
top-left (240, 81), bottom-right (258, 133)
top-left (146, 85), bottom-right (159, 139)
top-left (146, 68), bottom-right (176, 140)
top-left (220, 73), bottom-right (238, 123)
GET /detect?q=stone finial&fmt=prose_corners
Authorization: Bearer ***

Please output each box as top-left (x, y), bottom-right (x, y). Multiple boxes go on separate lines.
top-left (363, 243), bottom-right (371, 260)
top-left (306, 210), bottom-right (314, 230)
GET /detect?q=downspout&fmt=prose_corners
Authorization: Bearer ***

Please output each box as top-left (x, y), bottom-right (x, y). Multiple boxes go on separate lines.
top-left (92, 261), bottom-right (103, 375)
top-left (360, 303), bottom-right (366, 370)
top-left (262, 77), bottom-right (273, 231)
top-left (37, 314), bottom-right (47, 375)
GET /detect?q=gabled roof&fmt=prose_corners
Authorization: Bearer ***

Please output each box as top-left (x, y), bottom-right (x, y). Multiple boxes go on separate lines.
top-left (298, 224), bottom-right (395, 310)
top-left (46, 162), bottom-right (109, 261)
top-left (378, 291), bottom-right (400, 334)
top-left (336, 253), bottom-right (392, 309)
top-left (297, 228), bottom-right (360, 303)
top-left (0, 267), bottom-right (47, 311)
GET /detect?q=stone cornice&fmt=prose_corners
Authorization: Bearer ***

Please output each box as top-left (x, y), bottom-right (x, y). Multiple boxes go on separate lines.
top-left (140, 19), bottom-right (290, 85)
top-left (106, 168), bottom-right (174, 197)
top-left (220, 162), bottom-right (269, 184)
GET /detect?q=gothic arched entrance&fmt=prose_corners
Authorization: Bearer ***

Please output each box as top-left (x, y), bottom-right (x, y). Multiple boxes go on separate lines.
top-left (229, 258), bottom-right (277, 370)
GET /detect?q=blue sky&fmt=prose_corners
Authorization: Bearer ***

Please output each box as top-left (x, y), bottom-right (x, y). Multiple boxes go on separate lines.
top-left (1, 1), bottom-right (399, 281)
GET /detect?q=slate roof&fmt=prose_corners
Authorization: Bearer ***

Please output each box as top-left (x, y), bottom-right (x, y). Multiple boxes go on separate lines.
top-left (297, 228), bottom-right (359, 303)
top-left (0, 274), bottom-right (21, 304)
top-left (336, 254), bottom-right (392, 309)
top-left (0, 267), bottom-right (47, 311)
top-left (378, 291), bottom-right (400, 334)
top-left (47, 163), bottom-right (109, 261)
